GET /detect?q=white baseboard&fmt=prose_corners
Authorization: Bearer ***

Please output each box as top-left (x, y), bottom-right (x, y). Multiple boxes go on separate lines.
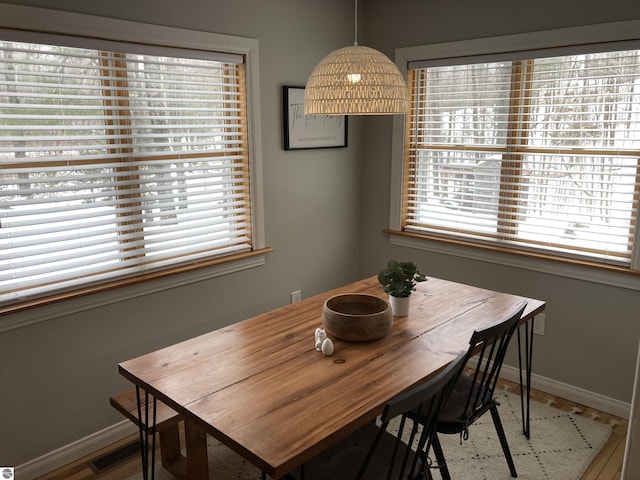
top-left (16, 420), bottom-right (137, 480)
top-left (501, 364), bottom-right (631, 420)
top-left (15, 371), bottom-right (631, 479)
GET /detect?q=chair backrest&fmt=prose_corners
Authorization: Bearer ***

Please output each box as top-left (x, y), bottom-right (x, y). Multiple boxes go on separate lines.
top-left (459, 302), bottom-right (527, 425)
top-left (357, 350), bottom-right (467, 480)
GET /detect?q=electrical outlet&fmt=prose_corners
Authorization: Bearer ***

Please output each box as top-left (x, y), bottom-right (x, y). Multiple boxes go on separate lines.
top-left (533, 313), bottom-right (546, 335)
top-left (290, 290), bottom-right (302, 304)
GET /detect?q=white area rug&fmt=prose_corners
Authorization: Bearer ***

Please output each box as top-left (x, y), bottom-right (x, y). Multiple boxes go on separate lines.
top-left (421, 387), bottom-right (616, 479)
top-left (131, 387), bottom-right (615, 479)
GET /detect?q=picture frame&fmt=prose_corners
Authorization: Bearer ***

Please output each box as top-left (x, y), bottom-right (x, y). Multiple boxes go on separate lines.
top-left (283, 86), bottom-right (348, 150)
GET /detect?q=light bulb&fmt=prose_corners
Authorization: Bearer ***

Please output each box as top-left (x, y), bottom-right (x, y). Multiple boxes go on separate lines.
top-left (347, 73), bottom-right (361, 84)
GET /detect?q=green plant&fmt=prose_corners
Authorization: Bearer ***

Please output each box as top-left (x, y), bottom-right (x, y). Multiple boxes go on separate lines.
top-left (377, 260), bottom-right (427, 298)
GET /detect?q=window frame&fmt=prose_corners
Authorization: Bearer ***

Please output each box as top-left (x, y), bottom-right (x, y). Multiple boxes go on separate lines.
top-left (390, 19), bottom-right (640, 291)
top-left (0, 4), bottom-right (268, 327)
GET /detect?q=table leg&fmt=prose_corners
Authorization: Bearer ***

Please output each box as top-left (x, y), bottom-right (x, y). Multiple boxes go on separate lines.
top-left (185, 419), bottom-right (210, 480)
top-left (136, 386), bottom-right (157, 480)
top-left (517, 319), bottom-right (534, 439)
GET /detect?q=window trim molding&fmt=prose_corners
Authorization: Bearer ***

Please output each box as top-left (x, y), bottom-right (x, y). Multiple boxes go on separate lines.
top-left (0, 249), bottom-right (272, 333)
top-left (390, 19), bottom-right (640, 282)
top-left (0, 4), bottom-right (257, 58)
top-left (387, 230), bottom-right (640, 292)
top-left (0, 4), bottom-right (268, 325)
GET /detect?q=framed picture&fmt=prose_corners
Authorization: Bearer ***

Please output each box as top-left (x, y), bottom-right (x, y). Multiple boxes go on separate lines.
top-left (283, 86), bottom-right (348, 150)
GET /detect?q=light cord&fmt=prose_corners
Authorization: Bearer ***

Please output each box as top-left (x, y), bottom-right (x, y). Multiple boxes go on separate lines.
top-left (354, 0), bottom-right (358, 46)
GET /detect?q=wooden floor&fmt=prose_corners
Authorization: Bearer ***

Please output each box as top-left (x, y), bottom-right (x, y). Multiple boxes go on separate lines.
top-left (36, 377), bottom-right (628, 480)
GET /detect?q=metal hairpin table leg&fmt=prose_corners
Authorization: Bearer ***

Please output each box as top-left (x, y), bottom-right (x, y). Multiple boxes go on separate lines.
top-left (517, 319), bottom-right (535, 439)
top-left (136, 386), bottom-right (157, 480)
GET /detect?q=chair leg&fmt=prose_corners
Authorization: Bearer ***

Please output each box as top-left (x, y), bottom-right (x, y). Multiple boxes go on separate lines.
top-left (490, 404), bottom-right (517, 478)
top-left (431, 434), bottom-right (451, 480)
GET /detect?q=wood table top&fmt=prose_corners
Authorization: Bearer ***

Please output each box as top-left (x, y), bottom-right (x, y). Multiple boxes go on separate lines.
top-left (119, 275), bottom-right (545, 479)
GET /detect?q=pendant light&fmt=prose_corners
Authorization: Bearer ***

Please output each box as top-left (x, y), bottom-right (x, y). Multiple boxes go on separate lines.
top-left (304, 0), bottom-right (409, 115)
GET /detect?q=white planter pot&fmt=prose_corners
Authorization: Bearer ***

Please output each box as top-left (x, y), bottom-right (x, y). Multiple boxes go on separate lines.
top-left (389, 295), bottom-right (411, 316)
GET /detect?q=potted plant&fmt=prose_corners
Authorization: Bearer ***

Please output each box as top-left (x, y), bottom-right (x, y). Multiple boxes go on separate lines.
top-left (377, 260), bottom-right (427, 316)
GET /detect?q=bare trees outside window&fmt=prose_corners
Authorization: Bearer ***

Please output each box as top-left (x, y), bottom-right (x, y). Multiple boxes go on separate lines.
top-left (404, 50), bottom-right (640, 268)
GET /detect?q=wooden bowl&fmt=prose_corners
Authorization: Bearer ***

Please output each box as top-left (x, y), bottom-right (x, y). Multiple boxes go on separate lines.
top-left (322, 293), bottom-right (392, 342)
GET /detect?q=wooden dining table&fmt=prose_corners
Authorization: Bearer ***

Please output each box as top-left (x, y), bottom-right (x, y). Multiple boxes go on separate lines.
top-left (118, 275), bottom-right (545, 480)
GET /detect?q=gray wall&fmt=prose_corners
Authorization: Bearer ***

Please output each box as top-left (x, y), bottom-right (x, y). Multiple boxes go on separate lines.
top-left (358, 0), bottom-right (640, 414)
top-left (1, 0), bottom-right (640, 468)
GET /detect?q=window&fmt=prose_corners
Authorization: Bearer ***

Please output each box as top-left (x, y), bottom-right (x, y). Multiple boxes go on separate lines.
top-left (392, 27), bottom-right (640, 274)
top-left (0, 7), bottom-right (266, 312)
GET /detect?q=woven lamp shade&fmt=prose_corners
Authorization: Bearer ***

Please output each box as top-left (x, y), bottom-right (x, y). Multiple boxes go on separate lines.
top-left (304, 45), bottom-right (409, 115)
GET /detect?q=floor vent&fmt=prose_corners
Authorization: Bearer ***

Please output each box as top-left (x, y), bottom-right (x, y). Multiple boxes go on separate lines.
top-left (87, 439), bottom-right (141, 473)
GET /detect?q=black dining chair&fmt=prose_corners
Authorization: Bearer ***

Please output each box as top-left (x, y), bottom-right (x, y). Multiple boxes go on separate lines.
top-left (418, 303), bottom-right (528, 480)
top-left (286, 350), bottom-right (467, 480)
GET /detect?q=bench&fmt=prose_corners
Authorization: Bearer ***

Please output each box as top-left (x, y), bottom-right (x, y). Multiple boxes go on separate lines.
top-left (110, 388), bottom-right (197, 480)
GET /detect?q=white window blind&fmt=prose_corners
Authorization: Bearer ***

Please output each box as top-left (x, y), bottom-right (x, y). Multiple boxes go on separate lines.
top-left (0, 39), bottom-right (253, 306)
top-left (404, 49), bottom-right (640, 268)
